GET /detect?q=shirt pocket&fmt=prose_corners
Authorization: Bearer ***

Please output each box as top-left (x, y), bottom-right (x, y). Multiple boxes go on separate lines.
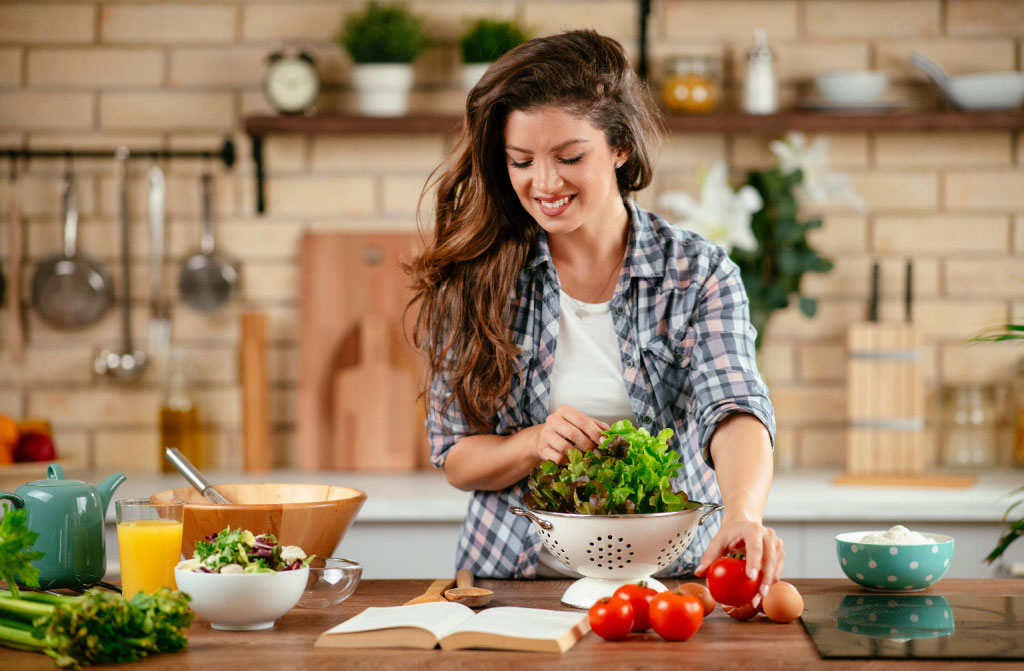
top-left (642, 329), bottom-right (696, 397)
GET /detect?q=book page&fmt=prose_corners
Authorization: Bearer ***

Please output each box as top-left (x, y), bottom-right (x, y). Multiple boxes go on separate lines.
top-left (322, 601), bottom-right (475, 640)
top-left (449, 606), bottom-right (587, 640)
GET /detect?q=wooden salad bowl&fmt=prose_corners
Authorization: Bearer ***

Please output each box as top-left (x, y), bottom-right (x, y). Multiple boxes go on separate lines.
top-left (151, 483), bottom-right (367, 560)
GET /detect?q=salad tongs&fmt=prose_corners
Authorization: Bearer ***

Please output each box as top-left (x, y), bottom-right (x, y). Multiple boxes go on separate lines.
top-left (164, 447), bottom-right (232, 504)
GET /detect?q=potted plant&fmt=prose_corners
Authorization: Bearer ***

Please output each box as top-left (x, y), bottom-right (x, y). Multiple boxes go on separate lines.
top-left (336, 1), bottom-right (428, 117)
top-left (458, 18), bottom-right (528, 91)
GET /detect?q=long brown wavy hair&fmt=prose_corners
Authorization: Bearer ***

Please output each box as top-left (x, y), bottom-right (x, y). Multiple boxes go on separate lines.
top-left (406, 29), bottom-right (661, 432)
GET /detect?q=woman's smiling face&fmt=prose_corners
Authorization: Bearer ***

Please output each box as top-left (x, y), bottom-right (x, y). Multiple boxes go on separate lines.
top-left (504, 106), bottom-right (628, 237)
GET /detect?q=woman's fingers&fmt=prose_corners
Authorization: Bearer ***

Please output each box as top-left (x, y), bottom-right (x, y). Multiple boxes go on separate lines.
top-left (537, 406), bottom-right (607, 462)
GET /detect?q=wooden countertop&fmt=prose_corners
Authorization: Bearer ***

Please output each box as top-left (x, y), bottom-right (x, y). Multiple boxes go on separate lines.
top-left (3, 579), bottom-right (1019, 670)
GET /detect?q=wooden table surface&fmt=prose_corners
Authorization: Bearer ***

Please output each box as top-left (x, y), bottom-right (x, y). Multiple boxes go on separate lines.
top-left (3, 579), bottom-right (1020, 670)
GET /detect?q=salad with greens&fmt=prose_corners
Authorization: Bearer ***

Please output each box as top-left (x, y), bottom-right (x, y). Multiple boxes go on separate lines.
top-left (523, 419), bottom-right (699, 515)
top-left (179, 527), bottom-right (313, 574)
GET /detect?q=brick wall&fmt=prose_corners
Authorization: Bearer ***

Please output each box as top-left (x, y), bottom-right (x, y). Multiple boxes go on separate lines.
top-left (1, 0), bottom-right (1022, 472)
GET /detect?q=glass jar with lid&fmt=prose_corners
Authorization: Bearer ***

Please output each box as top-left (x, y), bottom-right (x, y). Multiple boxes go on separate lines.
top-left (661, 55), bottom-right (721, 114)
top-left (939, 384), bottom-right (1000, 469)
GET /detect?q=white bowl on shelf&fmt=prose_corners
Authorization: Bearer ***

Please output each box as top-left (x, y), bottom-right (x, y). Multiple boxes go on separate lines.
top-left (815, 71), bottom-right (889, 106)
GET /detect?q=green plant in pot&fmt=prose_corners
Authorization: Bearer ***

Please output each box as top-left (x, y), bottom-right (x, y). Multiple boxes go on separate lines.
top-left (458, 18), bottom-right (528, 90)
top-left (336, 1), bottom-right (428, 117)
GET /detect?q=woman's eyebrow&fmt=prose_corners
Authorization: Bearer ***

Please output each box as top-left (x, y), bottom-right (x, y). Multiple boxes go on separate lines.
top-left (505, 138), bottom-right (590, 153)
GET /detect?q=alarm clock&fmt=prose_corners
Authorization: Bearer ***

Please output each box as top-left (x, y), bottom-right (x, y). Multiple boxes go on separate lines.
top-left (263, 49), bottom-right (320, 115)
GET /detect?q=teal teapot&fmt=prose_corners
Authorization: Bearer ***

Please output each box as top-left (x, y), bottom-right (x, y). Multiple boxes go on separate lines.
top-left (0, 464), bottom-right (125, 589)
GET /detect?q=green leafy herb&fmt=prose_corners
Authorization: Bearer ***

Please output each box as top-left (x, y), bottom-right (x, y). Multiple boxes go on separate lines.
top-left (336, 1), bottom-right (428, 64)
top-left (986, 485), bottom-right (1024, 564)
top-left (459, 18), bottom-right (528, 64)
top-left (0, 508), bottom-right (44, 599)
top-left (0, 586), bottom-right (193, 668)
top-left (190, 526), bottom-right (312, 574)
top-left (524, 419), bottom-right (698, 515)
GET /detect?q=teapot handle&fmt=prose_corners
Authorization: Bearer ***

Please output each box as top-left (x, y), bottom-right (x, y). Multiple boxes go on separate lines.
top-left (0, 493), bottom-right (25, 511)
top-left (47, 464), bottom-right (66, 480)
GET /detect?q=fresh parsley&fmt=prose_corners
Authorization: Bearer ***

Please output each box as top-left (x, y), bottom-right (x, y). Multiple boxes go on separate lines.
top-left (0, 508), bottom-right (43, 599)
top-left (524, 419), bottom-right (698, 514)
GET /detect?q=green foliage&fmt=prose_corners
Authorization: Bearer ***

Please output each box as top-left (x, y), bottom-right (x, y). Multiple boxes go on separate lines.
top-left (971, 323), bottom-right (1024, 343)
top-left (728, 166), bottom-right (833, 348)
top-left (0, 586), bottom-right (193, 668)
top-left (459, 18), bottom-right (528, 64)
top-left (0, 508), bottom-right (43, 599)
top-left (337, 1), bottom-right (428, 64)
top-left (986, 486), bottom-right (1024, 564)
top-left (524, 420), bottom-right (698, 515)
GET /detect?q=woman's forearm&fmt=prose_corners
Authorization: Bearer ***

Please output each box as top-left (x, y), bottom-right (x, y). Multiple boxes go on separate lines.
top-left (442, 425), bottom-right (544, 491)
top-left (708, 413), bottom-right (774, 523)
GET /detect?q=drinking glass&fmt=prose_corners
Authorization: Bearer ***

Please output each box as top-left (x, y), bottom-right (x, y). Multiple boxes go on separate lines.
top-left (115, 498), bottom-right (184, 598)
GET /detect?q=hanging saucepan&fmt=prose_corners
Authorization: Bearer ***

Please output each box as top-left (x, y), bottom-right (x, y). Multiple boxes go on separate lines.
top-left (178, 172), bottom-right (238, 313)
top-left (31, 168), bottom-right (114, 329)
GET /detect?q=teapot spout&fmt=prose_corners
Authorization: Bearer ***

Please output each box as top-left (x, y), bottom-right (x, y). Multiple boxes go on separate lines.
top-left (97, 472), bottom-right (127, 515)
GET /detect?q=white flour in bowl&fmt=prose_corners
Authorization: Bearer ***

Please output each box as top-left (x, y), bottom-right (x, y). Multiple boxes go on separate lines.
top-left (859, 525), bottom-right (933, 545)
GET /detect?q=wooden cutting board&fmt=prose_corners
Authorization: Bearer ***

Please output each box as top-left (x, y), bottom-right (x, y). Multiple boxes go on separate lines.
top-left (298, 232), bottom-right (427, 471)
top-left (332, 312), bottom-right (418, 471)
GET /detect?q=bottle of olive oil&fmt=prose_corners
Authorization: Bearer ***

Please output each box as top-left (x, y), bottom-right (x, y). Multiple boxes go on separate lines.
top-left (160, 349), bottom-right (202, 472)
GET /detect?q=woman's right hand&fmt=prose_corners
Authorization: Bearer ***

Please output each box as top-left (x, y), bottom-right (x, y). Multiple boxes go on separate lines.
top-left (535, 405), bottom-right (609, 464)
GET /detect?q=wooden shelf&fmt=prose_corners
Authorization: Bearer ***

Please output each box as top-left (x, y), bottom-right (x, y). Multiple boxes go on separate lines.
top-left (245, 109), bottom-right (1024, 137)
top-left (243, 109), bottom-right (1024, 213)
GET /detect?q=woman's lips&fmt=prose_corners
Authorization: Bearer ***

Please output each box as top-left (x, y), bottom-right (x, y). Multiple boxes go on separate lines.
top-left (536, 194), bottom-right (576, 216)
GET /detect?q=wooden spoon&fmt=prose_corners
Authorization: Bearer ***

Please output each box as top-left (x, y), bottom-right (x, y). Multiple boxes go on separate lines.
top-left (444, 569), bottom-right (493, 607)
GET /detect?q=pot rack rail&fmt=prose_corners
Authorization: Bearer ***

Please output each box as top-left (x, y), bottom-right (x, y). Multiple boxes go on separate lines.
top-left (3, 138), bottom-right (236, 172)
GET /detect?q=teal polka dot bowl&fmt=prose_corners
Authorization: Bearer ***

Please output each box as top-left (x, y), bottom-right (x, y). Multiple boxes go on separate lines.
top-left (836, 531), bottom-right (954, 592)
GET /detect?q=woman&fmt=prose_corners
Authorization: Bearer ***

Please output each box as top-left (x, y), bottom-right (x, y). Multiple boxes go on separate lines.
top-left (407, 30), bottom-right (782, 603)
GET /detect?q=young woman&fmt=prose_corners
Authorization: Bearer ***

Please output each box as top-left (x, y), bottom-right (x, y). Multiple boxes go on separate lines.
top-left (407, 30), bottom-right (782, 602)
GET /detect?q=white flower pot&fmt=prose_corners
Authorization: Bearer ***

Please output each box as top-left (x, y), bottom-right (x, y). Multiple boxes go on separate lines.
top-left (461, 63), bottom-right (491, 91)
top-left (352, 63), bottom-right (414, 117)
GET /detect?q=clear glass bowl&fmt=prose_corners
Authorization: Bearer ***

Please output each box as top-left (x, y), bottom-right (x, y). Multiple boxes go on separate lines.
top-left (297, 557), bottom-right (362, 608)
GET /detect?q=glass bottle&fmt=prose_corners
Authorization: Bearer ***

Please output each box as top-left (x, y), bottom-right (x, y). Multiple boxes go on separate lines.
top-left (159, 349), bottom-right (202, 472)
top-left (661, 55), bottom-right (722, 114)
top-left (742, 27), bottom-right (778, 115)
top-left (940, 384), bottom-right (999, 470)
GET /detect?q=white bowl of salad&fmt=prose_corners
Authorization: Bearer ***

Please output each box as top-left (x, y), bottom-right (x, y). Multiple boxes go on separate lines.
top-left (174, 527), bottom-right (313, 631)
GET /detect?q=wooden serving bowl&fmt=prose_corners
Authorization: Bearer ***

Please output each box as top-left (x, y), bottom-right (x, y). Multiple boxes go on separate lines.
top-left (151, 483), bottom-right (367, 559)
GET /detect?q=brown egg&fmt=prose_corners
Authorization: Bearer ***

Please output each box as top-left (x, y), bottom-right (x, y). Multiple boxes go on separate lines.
top-left (675, 583), bottom-right (716, 616)
top-left (762, 581), bottom-right (804, 623)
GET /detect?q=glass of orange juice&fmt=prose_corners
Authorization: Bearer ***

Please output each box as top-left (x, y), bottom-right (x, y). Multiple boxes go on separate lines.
top-left (115, 498), bottom-right (184, 598)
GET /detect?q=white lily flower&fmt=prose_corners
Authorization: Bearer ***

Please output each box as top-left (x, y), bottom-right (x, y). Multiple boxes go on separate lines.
top-left (658, 161), bottom-right (762, 253)
top-left (769, 131), bottom-right (868, 213)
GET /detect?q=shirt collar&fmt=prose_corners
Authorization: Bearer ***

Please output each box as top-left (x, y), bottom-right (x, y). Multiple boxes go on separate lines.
top-left (522, 198), bottom-right (666, 279)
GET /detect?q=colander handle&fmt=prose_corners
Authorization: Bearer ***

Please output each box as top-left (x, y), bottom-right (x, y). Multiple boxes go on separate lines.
top-left (509, 506), bottom-right (553, 530)
top-left (697, 502), bottom-right (724, 526)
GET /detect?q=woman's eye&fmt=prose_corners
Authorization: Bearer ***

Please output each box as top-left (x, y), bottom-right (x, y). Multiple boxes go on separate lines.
top-left (559, 154), bottom-right (584, 165)
top-left (509, 158), bottom-right (532, 169)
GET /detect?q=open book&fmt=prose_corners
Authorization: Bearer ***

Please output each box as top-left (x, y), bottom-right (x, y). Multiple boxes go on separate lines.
top-left (315, 601), bottom-right (590, 653)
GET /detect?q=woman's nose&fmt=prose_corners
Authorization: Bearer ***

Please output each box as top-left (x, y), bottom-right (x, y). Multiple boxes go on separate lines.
top-left (534, 159), bottom-right (563, 192)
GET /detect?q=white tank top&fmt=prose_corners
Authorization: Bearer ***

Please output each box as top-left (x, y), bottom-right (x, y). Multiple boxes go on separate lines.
top-left (548, 290), bottom-right (636, 426)
top-left (539, 290), bottom-right (637, 578)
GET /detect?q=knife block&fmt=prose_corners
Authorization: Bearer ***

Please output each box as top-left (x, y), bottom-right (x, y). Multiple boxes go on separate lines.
top-left (844, 323), bottom-right (925, 476)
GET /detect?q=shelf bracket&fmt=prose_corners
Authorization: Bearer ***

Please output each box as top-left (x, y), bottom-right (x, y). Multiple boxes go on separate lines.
top-left (251, 134), bottom-right (265, 214)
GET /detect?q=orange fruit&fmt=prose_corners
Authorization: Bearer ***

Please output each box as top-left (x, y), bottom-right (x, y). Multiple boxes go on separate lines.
top-left (0, 414), bottom-right (19, 451)
top-left (0, 442), bottom-right (12, 465)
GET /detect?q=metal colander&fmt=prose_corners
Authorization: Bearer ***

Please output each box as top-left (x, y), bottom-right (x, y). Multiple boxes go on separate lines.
top-left (511, 503), bottom-right (722, 608)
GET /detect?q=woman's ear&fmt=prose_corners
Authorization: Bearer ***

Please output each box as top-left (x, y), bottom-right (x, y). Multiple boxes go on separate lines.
top-left (614, 149), bottom-right (630, 168)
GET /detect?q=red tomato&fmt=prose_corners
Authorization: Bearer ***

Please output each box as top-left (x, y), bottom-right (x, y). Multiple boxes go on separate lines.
top-left (723, 602), bottom-right (761, 620)
top-left (613, 582), bottom-right (658, 631)
top-left (588, 596), bottom-right (634, 641)
top-left (706, 555), bottom-right (761, 607)
top-left (648, 591), bottom-right (704, 641)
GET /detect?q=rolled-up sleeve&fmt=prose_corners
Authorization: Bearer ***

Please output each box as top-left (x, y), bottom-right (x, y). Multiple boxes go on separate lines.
top-left (426, 371), bottom-right (472, 468)
top-left (687, 250), bottom-right (776, 467)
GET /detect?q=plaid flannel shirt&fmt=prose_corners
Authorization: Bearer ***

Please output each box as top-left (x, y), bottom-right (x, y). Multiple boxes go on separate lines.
top-left (428, 199), bottom-right (776, 578)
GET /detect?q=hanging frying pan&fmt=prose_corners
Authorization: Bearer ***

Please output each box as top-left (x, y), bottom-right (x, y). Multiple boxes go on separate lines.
top-left (31, 168), bottom-right (114, 330)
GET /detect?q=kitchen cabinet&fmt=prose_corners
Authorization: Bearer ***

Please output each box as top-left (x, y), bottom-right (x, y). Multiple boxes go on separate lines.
top-left (96, 468), bottom-right (1023, 581)
top-left (242, 109), bottom-right (1024, 213)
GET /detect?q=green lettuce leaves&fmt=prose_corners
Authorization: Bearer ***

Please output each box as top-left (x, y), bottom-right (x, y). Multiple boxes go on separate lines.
top-left (523, 419), bottom-right (697, 514)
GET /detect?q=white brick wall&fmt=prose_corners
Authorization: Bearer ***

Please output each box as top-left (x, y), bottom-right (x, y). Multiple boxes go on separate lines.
top-left (0, 0), bottom-right (1021, 472)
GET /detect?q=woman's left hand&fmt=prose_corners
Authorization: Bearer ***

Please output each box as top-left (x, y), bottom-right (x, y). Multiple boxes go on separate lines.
top-left (693, 515), bottom-right (784, 608)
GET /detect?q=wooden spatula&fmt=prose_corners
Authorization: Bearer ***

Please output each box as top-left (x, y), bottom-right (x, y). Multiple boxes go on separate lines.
top-left (403, 578), bottom-right (456, 605)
